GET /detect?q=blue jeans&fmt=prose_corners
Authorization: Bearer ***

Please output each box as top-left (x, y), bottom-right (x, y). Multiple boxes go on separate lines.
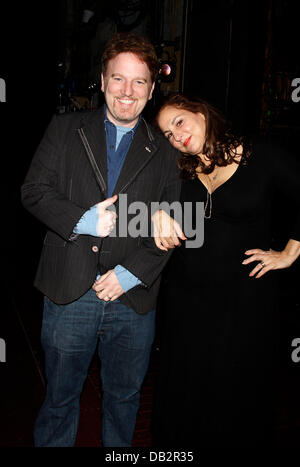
top-left (34, 288), bottom-right (155, 447)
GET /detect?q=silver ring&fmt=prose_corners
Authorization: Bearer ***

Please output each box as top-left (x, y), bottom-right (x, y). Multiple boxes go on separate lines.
top-left (260, 261), bottom-right (265, 268)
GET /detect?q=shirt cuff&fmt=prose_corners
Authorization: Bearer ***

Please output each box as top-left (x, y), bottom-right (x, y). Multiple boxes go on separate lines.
top-left (73, 204), bottom-right (98, 236)
top-left (114, 264), bottom-right (142, 292)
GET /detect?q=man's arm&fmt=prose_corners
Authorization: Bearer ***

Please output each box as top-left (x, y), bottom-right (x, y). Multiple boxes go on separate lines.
top-left (93, 144), bottom-right (181, 298)
top-left (75, 207), bottom-right (142, 299)
top-left (118, 146), bottom-right (181, 288)
top-left (93, 265), bottom-right (142, 302)
top-left (21, 115), bottom-right (87, 240)
top-left (74, 197), bottom-right (117, 237)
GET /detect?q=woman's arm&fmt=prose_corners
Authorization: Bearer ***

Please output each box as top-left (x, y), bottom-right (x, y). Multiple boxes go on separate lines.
top-left (152, 209), bottom-right (186, 251)
top-left (242, 239), bottom-right (300, 278)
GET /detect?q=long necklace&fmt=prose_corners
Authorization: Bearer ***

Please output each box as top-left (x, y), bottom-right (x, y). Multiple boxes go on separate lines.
top-left (204, 168), bottom-right (219, 219)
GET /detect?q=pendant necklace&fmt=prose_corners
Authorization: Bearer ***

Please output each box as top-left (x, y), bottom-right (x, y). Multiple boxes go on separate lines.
top-left (204, 168), bottom-right (219, 219)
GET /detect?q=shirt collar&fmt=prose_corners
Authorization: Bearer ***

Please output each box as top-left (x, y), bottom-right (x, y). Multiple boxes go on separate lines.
top-left (104, 104), bottom-right (141, 135)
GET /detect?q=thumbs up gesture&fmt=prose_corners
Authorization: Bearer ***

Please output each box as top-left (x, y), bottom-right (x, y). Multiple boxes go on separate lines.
top-left (96, 194), bottom-right (118, 237)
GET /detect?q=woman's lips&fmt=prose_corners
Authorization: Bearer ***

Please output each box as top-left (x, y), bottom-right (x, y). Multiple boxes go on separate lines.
top-left (183, 136), bottom-right (191, 147)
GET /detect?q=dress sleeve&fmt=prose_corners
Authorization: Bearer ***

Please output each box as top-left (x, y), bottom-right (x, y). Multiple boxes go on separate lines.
top-left (268, 142), bottom-right (300, 241)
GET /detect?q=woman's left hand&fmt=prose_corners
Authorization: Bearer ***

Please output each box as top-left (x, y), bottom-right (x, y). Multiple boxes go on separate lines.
top-left (242, 248), bottom-right (296, 278)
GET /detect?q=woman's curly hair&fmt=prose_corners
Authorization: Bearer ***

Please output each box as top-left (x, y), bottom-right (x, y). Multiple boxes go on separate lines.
top-left (156, 93), bottom-right (252, 179)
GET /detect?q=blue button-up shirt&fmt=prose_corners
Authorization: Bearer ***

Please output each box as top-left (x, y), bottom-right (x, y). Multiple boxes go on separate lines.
top-left (104, 108), bottom-right (141, 197)
top-left (74, 107), bottom-right (142, 291)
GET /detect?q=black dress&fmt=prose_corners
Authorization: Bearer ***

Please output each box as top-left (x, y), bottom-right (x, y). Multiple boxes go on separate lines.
top-left (152, 140), bottom-right (300, 448)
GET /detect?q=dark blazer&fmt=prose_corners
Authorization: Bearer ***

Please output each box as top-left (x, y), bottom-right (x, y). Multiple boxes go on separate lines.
top-left (21, 106), bottom-right (181, 314)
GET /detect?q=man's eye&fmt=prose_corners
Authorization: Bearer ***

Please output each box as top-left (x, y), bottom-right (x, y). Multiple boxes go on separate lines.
top-left (114, 77), bottom-right (122, 81)
top-left (136, 80), bottom-right (145, 85)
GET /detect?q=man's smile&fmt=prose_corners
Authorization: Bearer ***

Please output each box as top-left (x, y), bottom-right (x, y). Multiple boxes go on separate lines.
top-left (116, 97), bottom-right (136, 105)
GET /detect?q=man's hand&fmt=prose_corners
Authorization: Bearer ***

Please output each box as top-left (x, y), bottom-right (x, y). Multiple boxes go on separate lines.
top-left (96, 195), bottom-right (118, 237)
top-left (93, 269), bottom-right (124, 301)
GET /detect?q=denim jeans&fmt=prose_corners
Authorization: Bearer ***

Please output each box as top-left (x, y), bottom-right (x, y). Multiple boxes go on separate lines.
top-left (34, 288), bottom-right (155, 447)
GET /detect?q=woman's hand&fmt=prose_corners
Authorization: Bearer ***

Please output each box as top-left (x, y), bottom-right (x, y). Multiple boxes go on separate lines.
top-left (242, 240), bottom-right (300, 278)
top-left (152, 209), bottom-right (186, 251)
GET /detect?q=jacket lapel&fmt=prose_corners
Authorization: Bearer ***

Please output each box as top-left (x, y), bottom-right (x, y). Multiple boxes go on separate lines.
top-left (113, 119), bottom-right (158, 195)
top-left (79, 107), bottom-right (108, 190)
top-left (78, 108), bottom-right (159, 197)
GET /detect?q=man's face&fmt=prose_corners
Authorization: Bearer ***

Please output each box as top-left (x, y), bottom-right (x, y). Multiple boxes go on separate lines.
top-left (101, 52), bottom-right (155, 128)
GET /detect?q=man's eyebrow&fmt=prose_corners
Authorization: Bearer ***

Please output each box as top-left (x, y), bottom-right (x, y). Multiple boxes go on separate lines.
top-left (111, 73), bottom-right (148, 82)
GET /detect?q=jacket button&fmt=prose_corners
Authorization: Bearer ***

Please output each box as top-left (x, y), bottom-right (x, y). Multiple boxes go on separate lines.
top-left (92, 245), bottom-right (99, 253)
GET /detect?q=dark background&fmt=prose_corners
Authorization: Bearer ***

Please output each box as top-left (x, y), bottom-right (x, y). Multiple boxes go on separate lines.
top-left (0, 0), bottom-right (299, 448)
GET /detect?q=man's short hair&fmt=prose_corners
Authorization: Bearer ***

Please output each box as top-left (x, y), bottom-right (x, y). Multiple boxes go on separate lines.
top-left (101, 32), bottom-right (159, 83)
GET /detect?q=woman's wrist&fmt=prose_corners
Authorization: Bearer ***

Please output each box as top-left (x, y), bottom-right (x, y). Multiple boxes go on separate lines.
top-left (282, 239), bottom-right (300, 263)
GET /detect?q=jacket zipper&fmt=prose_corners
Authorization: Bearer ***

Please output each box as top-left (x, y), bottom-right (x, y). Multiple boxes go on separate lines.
top-left (78, 126), bottom-right (158, 197)
top-left (77, 127), bottom-right (107, 196)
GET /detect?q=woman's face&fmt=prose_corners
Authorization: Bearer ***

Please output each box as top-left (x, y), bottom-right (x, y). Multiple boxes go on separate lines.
top-left (157, 105), bottom-right (206, 155)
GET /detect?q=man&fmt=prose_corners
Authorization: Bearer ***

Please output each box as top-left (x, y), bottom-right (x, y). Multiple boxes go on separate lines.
top-left (21, 32), bottom-right (181, 447)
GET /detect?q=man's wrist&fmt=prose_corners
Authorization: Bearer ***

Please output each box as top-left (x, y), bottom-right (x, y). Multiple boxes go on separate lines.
top-left (114, 264), bottom-right (142, 292)
top-left (73, 204), bottom-right (98, 236)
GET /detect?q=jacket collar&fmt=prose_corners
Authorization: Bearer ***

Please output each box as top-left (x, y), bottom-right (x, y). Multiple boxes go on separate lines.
top-left (78, 106), bottom-right (159, 196)
top-left (79, 107), bottom-right (107, 187)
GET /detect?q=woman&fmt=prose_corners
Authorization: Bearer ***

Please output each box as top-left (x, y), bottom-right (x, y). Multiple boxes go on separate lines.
top-left (151, 93), bottom-right (300, 448)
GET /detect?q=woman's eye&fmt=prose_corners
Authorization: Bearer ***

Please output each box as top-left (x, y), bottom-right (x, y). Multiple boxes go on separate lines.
top-left (176, 119), bottom-right (183, 127)
top-left (166, 133), bottom-right (172, 140)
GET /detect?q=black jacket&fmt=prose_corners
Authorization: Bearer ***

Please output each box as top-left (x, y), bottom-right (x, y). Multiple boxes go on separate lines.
top-left (21, 106), bottom-right (181, 314)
